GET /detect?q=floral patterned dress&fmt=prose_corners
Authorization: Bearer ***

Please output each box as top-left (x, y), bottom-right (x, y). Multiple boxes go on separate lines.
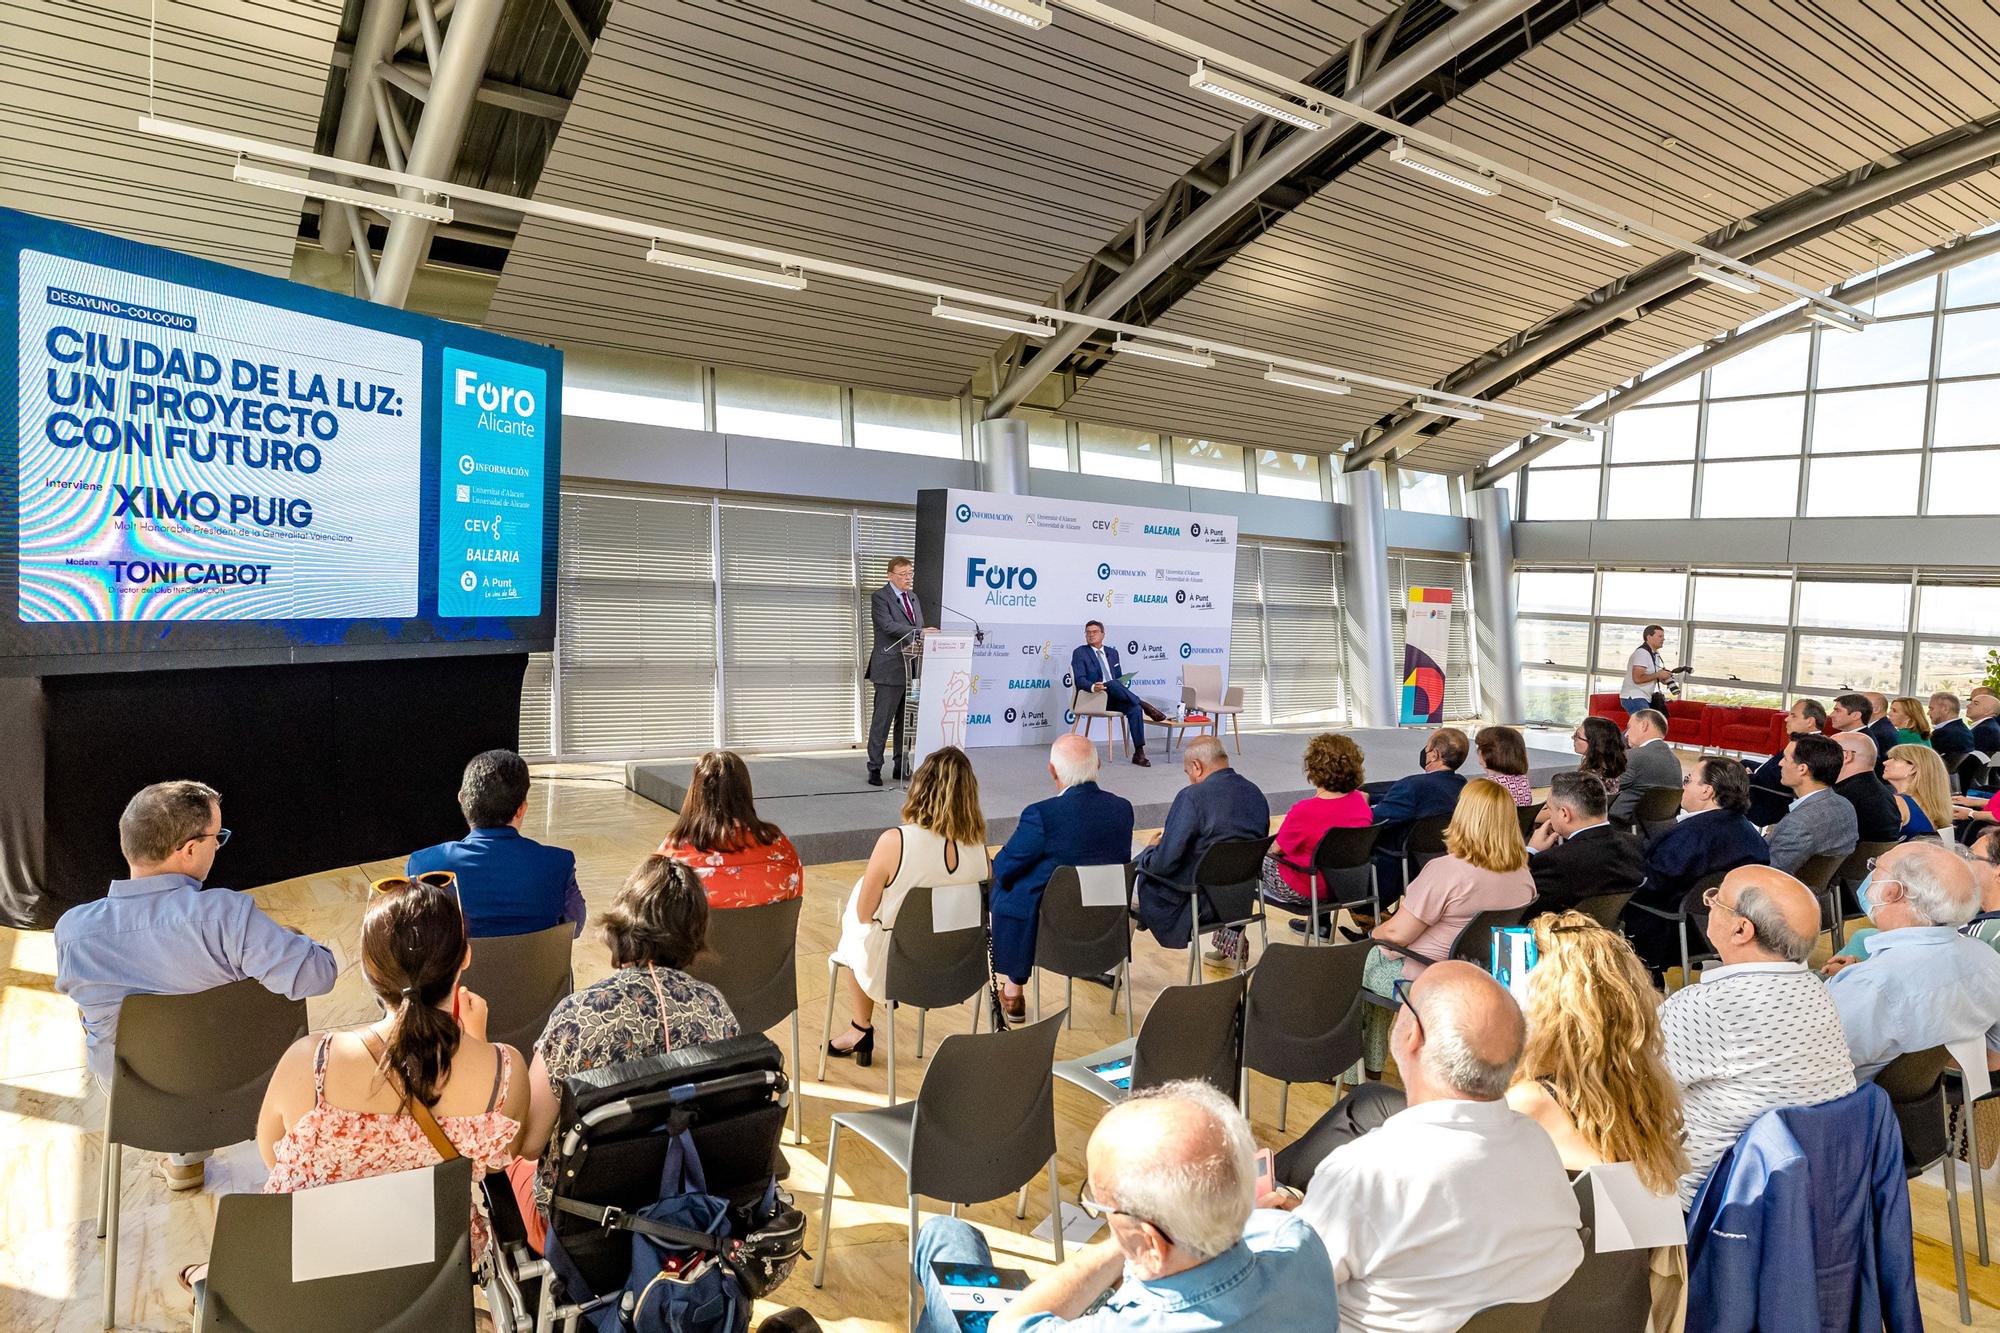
top-left (264, 1034), bottom-right (520, 1263)
top-left (660, 835), bottom-right (805, 909)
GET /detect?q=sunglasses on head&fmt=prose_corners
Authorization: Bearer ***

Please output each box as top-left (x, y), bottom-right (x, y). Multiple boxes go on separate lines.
top-left (369, 869), bottom-right (458, 895)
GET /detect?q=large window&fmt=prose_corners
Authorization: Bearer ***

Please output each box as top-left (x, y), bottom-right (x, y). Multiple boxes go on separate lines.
top-left (1079, 422), bottom-right (1163, 481)
top-left (1173, 437), bottom-right (1246, 491)
top-left (713, 368), bottom-right (842, 444)
top-left (852, 389), bottom-right (962, 458)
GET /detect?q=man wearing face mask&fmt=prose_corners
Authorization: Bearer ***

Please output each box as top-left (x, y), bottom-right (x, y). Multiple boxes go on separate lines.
top-left (1820, 841), bottom-right (2000, 1079)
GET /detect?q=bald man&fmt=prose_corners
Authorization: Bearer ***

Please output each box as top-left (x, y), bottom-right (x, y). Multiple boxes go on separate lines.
top-left (1971, 690), bottom-right (2000, 756)
top-left (1658, 866), bottom-right (1856, 1205)
top-left (912, 1081), bottom-right (1334, 1333)
top-left (1831, 732), bottom-right (1902, 844)
top-left (987, 733), bottom-right (1135, 1015)
top-left (1133, 736), bottom-right (1270, 957)
top-left (1278, 963), bottom-right (1582, 1332)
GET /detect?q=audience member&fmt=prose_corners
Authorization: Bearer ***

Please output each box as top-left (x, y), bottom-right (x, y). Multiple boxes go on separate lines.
top-left (1252, 732), bottom-right (1372, 947)
top-left (1888, 696), bottom-right (1932, 748)
top-left (1931, 692), bottom-right (1976, 763)
top-left (1830, 693), bottom-right (1896, 776)
top-left (1955, 787), bottom-right (2000, 836)
top-left (1278, 963), bottom-right (1583, 1333)
top-left (658, 750), bottom-right (802, 909)
top-left (1821, 841), bottom-right (2000, 1078)
top-left (1474, 726), bottom-right (1533, 806)
top-left (988, 735), bottom-right (1135, 1013)
top-left (55, 781), bottom-right (336, 1192)
top-left (1962, 831), bottom-right (2000, 951)
top-left (1620, 624), bottom-right (1677, 716)
top-left (1610, 708), bottom-right (1680, 826)
top-left (1764, 734), bottom-right (1857, 876)
top-left (1831, 733), bottom-right (1901, 845)
top-left (1972, 690), bottom-right (2000, 755)
top-left (1626, 757), bottom-right (1770, 975)
top-left (826, 747), bottom-right (989, 1063)
top-left (1504, 912), bottom-right (1688, 1196)
top-left (915, 1082), bottom-right (1334, 1333)
top-left (1884, 743), bottom-right (1951, 840)
top-left (1366, 726), bottom-right (1469, 899)
top-left (253, 879), bottom-right (526, 1267)
top-left (1572, 715), bottom-right (1628, 804)
top-left (1357, 780), bottom-right (1533, 1075)
top-left (1658, 866), bottom-right (1855, 1206)
top-left (1749, 699), bottom-right (1827, 790)
top-left (1525, 772), bottom-right (1646, 911)
top-left (408, 749), bottom-right (584, 939)
top-left (515, 856), bottom-right (737, 1246)
top-left (1133, 736), bottom-right (1271, 959)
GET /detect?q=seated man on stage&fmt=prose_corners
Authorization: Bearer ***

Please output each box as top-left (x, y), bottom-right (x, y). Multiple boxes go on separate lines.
top-left (1134, 737), bottom-right (1270, 953)
top-left (988, 735), bottom-right (1136, 1018)
top-left (1072, 619), bottom-right (1168, 768)
top-left (408, 749), bottom-right (585, 939)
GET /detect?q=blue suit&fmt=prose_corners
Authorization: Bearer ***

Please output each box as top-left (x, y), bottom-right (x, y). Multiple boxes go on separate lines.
top-left (988, 781), bottom-right (1135, 982)
top-left (1072, 641), bottom-right (1148, 753)
top-left (1933, 717), bottom-right (1975, 763)
top-left (1135, 767), bottom-right (1270, 949)
top-left (1625, 808), bottom-right (1770, 973)
top-left (1367, 769), bottom-right (1466, 896)
top-left (407, 825), bottom-right (584, 940)
top-left (1975, 716), bottom-right (2000, 756)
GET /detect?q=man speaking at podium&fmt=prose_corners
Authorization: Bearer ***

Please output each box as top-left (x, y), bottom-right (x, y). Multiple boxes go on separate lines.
top-left (1072, 620), bottom-right (1169, 767)
top-left (867, 556), bottom-right (930, 787)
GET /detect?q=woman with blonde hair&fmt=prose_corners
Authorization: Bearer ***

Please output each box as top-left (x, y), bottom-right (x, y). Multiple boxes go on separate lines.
top-left (1883, 742), bottom-right (1951, 839)
top-left (1357, 779), bottom-right (1534, 1074)
top-left (825, 747), bottom-right (989, 1064)
top-left (1888, 696), bottom-right (1933, 748)
top-left (1506, 911), bottom-right (1688, 1195)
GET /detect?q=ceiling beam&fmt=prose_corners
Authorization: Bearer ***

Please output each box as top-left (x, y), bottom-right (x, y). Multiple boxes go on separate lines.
top-left (318, 0), bottom-right (407, 259)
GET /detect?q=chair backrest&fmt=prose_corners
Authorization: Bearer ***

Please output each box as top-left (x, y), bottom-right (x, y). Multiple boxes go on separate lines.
top-left (1951, 750), bottom-right (1987, 793)
top-left (1194, 835), bottom-right (1278, 922)
top-left (1542, 1173), bottom-right (1659, 1333)
top-left (109, 979), bottom-right (309, 1152)
top-left (1633, 784), bottom-right (1683, 827)
top-left (460, 923), bottom-right (576, 1054)
top-left (1132, 971), bottom-right (1250, 1096)
top-left (1873, 1045), bottom-right (1952, 1176)
top-left (1404, 813), bottom-right (1452, 862)
top-left (1449, 906), bottom-right (1531, 971)
top-left (1569, 891), bottom-right (1635, 931)
top-left (1182, 663), bottom-right (1223, 706)
top-left (199, 1157), bottom-right (475, 1333)
top-left (685, 896), bottom-right (803, 1035)
top-left (1457, 1296), bottom-right (1554, 1333)
top-left (884, 884), bottom-right (992, 1010)
top-left (1516, 803), bottom-right (1544, 840)
top-left (908, 1013), bottom-right (1065, 1202)
top-left (1836, 841), bottom-right (1898, 890)
top-left (1034, 865), bottom-right (1134, 979)
top-left (1242, 942), bottom-right (1368, 1083)
top-left (1794, 852), bottom-right (1844, 895)
top-left (1311, 825), bottom-right (1383, 906)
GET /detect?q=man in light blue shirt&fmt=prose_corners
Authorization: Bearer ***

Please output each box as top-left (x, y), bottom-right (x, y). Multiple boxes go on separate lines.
top-left (909, 1080), bottom-right (1334, 1333)
top-left (54, 781), bottom-right (337, 1189)
top-left (1823, 840), bottom-right (2000, 1080)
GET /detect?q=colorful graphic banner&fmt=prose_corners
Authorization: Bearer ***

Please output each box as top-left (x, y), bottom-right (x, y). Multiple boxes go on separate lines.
top-left (1399, 586), bottom-right (1452, 725)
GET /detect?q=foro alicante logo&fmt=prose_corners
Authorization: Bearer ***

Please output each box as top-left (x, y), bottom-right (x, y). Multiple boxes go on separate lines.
top-left (966, 556), bottom-right (1038, 608)
top-left (954, 502), bottom-right (972, 522)
top-left (1097, 562), bottom-right (1112, 580)
top-left (1179, 642), bottom-right (1193, 659)
top-left (453, 366), bottom-right (536, 418)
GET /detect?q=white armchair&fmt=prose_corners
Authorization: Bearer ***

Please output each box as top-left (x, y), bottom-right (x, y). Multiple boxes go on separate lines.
top-left (1179, 665), bottom-right (1243, 754)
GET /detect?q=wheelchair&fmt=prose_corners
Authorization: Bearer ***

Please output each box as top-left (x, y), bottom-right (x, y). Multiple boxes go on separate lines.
top-left (483, 1034), bottom-right (807, 1333)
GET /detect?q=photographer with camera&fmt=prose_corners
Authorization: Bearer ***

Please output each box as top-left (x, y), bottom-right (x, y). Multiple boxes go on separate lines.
top-left (1619, 625), bottom-right (1686, 716)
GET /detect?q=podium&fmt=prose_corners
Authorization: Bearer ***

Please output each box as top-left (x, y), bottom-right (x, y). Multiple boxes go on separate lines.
top-left (904, 633), bottom-right (977, 781)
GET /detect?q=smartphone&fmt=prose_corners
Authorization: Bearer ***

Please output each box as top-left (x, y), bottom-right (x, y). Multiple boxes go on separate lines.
top-left (1254, 1147), bottom-right (1274, 1198)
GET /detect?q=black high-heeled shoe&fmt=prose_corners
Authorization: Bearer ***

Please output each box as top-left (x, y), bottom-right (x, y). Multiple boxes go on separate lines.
top-left (826, 1022), bottom-right (875, 1067)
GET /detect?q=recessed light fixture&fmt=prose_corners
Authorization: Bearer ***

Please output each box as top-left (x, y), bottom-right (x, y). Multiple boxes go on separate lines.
top-left (1545, 203), bottom-right (1633, 248)
top-left (1114, 338), bottom-right (1215, 369)
top-left (1264, 368), bottom-right (1351, 396)
top-left (1188, 63), bottom-right (1331, 133)
top-left (1415, 398), bottom-right (1485, 422)
top-left (932, 300), bottom-right (1056, 339)
top-left (960, 0), bottom-right (1052, 28)
top-left (1807, 306), bottom-right (1866, 333)
top-left (645, 245), bottom-right (808, 291)
top-left (233, 161), bottom-right (454, 223)
top-left (1688, 260), bottom-right (1761, 295)
top-left (1388, 139), bottom-right (1501, 197)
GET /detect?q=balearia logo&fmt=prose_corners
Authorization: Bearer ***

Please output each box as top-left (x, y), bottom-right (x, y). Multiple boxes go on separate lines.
top-left (1142, 523), bottom-right (1181, 536)
top-left (1097, 562), bottom-right (1112, 581)
top-left (966, 556), bottom-right (1038, 607)
top-left (1179, 642), bottom-right (1194, 659)
top-left (1131, 592), bottom-right (1169, 604)
top-left (954, 502), bottom-right (972, 522)
top-left (967, 712), bottom-right (992, 725)
top-left (1008, 677), bottom-right (1051, 691)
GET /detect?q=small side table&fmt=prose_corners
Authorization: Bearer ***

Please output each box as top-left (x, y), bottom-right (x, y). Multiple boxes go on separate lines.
top-left (1154, 716), bottom-right (1220, 755)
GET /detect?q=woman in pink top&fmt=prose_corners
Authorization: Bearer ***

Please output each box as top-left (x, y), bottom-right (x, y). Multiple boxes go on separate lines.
top-left (183, 878), bottom-right (528, 1300)
top-left (1210, 733), bottom-right (1370, 961)
top-left (1357, 779), bottom-right (1534, 1074)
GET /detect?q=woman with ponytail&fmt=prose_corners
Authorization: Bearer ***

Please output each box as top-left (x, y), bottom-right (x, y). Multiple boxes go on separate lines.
top-left (659, 749), bottom-right (803, 909)
top-left (254, 877), bottom-right (528, 1260)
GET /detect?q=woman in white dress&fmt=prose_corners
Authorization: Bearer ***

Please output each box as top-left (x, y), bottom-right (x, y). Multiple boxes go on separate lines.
top-left (825, 747), bottom-right (989, 1065)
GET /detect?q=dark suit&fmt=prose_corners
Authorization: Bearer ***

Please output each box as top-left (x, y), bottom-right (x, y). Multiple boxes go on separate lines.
top-left (866, 582), bottom-right (923, 777)
top-left (1134, 767), bottom-right (1270, 950)
top-left (1934, 718), bottom-right (1976, 763)
top-left (1749, 748), bottom-right (1791, 790)
top-left (1527, 823), bottom-right (1647, 912)
top-left (1975, 717), bottom-right (2000, 756)
top-left (1624, 809), bottom-right (1770, 973)
top-left (988, 781), bottom-right (1135, 982)
top-left (1836, 771), bottom-right (1903, 845)
top-left (1865, 717), bottom-right (1900, 776)
top-left (1367, 769), bottom-right (1466, 897)
top-left (1071, 642), bottom-right (1147, 753)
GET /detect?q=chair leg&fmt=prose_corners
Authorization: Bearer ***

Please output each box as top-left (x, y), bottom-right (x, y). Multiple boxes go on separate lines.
top-left (1238, 1066), bottom-right (1249, 1117)
top-left (907, 1195), bottom-right (920, 1332)
top-left (818, 959), bottom-right (840, 1081)
top-left (1231, 713), bottom-right (1241, 755)
top-left (1066, 976), bottom-right (1075, 1029)
top-left (1969, 1100), bottom-right (1989, 1265)
top-left (1033, 970), bottom-right (1042, 1025)
top-left (950, 1202), bottom-right (960, 1219)
top-left (1307, 878), bottom-right (1321, 948)
top-left (887, 1007), bottom-right (899, 1109)
top-left (790, 1011), bottom-right (805, 1145)
top-left (1278, 1082), bottom-right (1290, 1133)
top-left (1946, 1115), bottom-right (1971, 1325)
top-left (1123, 960), bottom-right (1134, 1040)
top-left (101, 1140), bottom-right (120, 1330)
top-left (1676, 922), bottom-right (1690, 995)
top-left (96, 1106), bottom-right (112, 1240)
top-left (812, 1123), bottom-right (841, 1287)
top-left (1016, 1181), bottom-right (1028, 1219)
top-left (916, 1007), bottom-right (926, 1058)
top-left (1187, 937), bottom-right (1198, 986)
top-left (1048, 1155), bottom-right (1065, 1262)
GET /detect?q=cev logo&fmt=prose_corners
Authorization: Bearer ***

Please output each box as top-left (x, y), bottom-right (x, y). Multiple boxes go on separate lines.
top-left (954, 502), bottom-right (972, 522)
top-left (1179, 642), bottom-right (1193, 659)
top-left (1097, 562), bottom-right (1112, 581)
top-left (453, 367), bottom-right (536, 417)
top-left (1091, 517), bottom-right (1123, 535)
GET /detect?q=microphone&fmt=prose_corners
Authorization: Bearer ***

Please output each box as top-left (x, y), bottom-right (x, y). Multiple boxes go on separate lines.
top-left (940, 603), bottom-right (986, 644)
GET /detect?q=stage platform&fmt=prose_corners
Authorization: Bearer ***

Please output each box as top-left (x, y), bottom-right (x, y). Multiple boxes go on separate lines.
top-left (626, 727), bottom-right (1577, 864)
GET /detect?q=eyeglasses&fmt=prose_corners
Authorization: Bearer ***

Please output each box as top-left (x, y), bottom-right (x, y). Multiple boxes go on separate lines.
top-left (188, 828), bottom-right (232, 848)
top-left (1700, 885), bottom-right (1741, 920)
top-left (1079, 1183), bottom-right (1176, 1247)
top-left (1390, 976), bottom-right (1425, 1038)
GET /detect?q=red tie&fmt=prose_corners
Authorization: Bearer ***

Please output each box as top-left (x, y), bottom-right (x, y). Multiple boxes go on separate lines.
top-left (901, 592), bottom-right (914, 622)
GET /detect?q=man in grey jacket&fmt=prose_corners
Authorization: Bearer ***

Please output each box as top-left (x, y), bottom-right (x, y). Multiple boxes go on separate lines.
top-left (865, 555), bottom-right (930, 786)
top-left (1765, 733), bottom-right (1858, 876)
top-left (1611, 708), bottom-right (1682, 826)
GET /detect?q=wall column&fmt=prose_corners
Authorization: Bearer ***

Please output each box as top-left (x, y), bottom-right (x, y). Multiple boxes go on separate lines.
top-left (1344, 470), bottom-right (1399, 727)
top-left (1469, 487), bottom-right (1522, 723)
top-left (975, 417), bottom-right (1031, 495)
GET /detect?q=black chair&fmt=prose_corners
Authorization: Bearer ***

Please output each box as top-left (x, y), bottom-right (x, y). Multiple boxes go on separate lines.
top-left (686, 896), bottom-right (805, 1143)
top-left (1057, 971), bottom-right (1250, 1107)
top-left (1180, 835), bottom-right (1278, 983)
top-left (1624, 869), bottom-right (1728, 991)
top-left (1945, 1068), bottom-right (1997, 1271)
top-left (1630, 785), bottom-right (1683, 842)
top-left (1242, 942), bottom-right (1368, 1130)
top-left (1951, 750), bottom-right (1988, 795)
top-left (1516, 802), bottom-right (1545, 840)
top-left (1747, 782), bottom-right (1793, 830)
top-left (1542, 1172), bottom-right (1661, 1332)
top-left (1795, 852), bottom-right (1847, 939)
top-left (1401, 813), bottom-right (1452, 889)
top-left (1361, 905), bottom-right (1533, 1011)
top-left (460, 923), bottom-right (575, 1055)
top-left (1567, 890), bottom-right (1635, 932)
top-left (1826, 841), bottom-right (1898, 948)
top-left (1874, 1047), bottom-right (1968, 1324)
top-left (1032, 863), bottom-right (1136, 1035)
top-left (1277, 824), bottom-right (1383, 945)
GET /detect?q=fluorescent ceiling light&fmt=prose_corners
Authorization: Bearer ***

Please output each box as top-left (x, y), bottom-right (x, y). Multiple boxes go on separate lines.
top-left (1545, 203), bottom-right (1632, 248)
top-left (1188, 63), bottom-right (1330, 133)
top-left (1538, 423), bottom-right (1597, 442)
top-left (933, 300), bottom-right (1055, 339)
top-left (960, 0), bottom-right (1052, 28)
top-left (1114, 338), bottom-right (1214, 369)
top-left (645, 245), bottom-right (807, 291)
top-left (233, 161), bottom-right (453, 223)
top-left (1807, 306), bottom-right (1865, 333)
top-left (1264, 368), bottom-right (1351, 396)
top-left (1688, 260), bottom-right (1761, 295)
top-left (1388, 139), bottom-right (1500, 198)
top-left (1415, 398), bottom-right (1484, 422)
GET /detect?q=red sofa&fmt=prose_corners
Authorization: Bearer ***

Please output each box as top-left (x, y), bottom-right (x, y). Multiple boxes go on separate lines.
top-left (1665, 700), bottom-right (1708, 746)
top-left (1587, 693), bottom-right (1627, 727)
top-left (1583, 695), bottom-right (1794, 756)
